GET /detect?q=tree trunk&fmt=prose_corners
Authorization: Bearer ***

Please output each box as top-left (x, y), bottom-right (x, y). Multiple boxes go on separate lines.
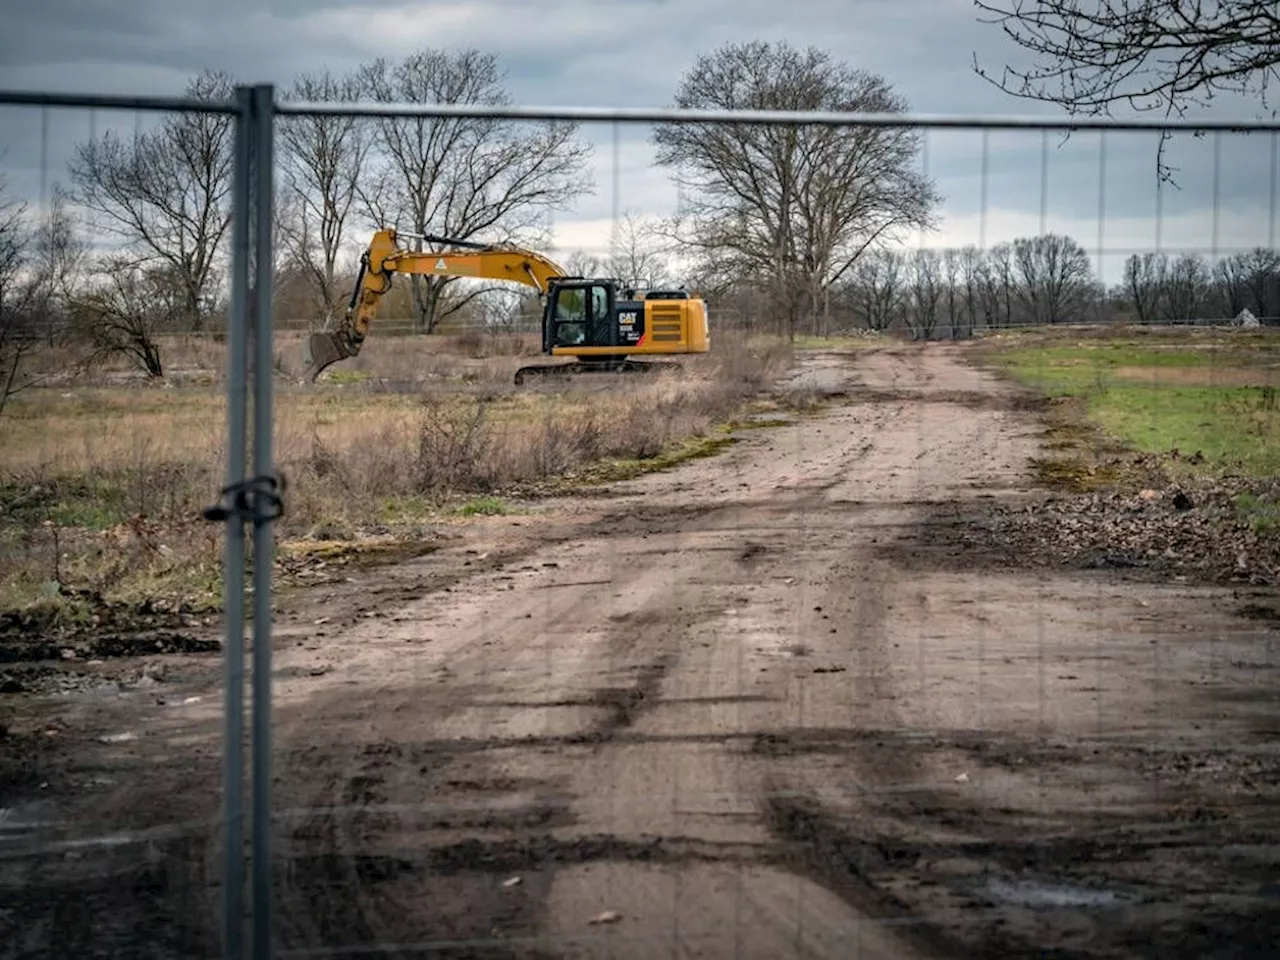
top-left (411, 276), bottom-right (444, 334)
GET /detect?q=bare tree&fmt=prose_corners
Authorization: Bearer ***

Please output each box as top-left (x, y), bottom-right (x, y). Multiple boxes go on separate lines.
top-left (1230, 247), bottom-right (1280, 317)
top-left (607, 211), bottom-right (671, 288)
top-left (66, 70), bottom-right (235, 331)
top-left (475, 286), bottom-right (540, 334)
top-left (973, 252), bottom-right (1002, 329)
top-left (43, 187), bottom-right (88, 309)
top-left (958, 245), bottom-right (984, 336)
top-left (941, 247), bottom-right (963, 338)
top-left (973, 1), bottom-right (1280, 182)
top-left (652, 40), bottom-right (939, 338)
top-left (1164, 252), bottom-right (1214, 320)
top-left (905, 248), bottom-right (943, 339)
top-left (1124, 251), bottom-right (1166, 324)
top-left (0, 168), bottom-right (30, 312)
top-left (72, 256), bottom-right (186, 378)
top-left (1126, 251), bottom-right (1224, 322)
top-left (0, 166), bottom-right (34, 413)
top-left (848, 247), bottom-right (906, 331)
top-left (0, 167), bottom-right (90, 413)
top-left (28, 185), bottom-right (89, 347)
top-left (356, 49), bottom-right (593, 334)
top-left (1215, 251), bottom-right (1251, 316)
top-left (986, 242), bottom-right (1017, 326)
top-left (1012, 233), bottom-right (1095, 324)
top-left (278, 68), bottom-right (372, 327)
top-left (561, 249), bottom-right (604, 279)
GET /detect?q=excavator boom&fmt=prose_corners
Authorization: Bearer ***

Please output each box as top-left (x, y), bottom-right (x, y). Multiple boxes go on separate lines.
top-left (302, 229), bottom-right (568, 381)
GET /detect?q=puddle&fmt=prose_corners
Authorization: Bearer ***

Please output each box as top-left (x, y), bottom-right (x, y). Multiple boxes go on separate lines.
top-left (985, 877), bottom-right (1120, 908)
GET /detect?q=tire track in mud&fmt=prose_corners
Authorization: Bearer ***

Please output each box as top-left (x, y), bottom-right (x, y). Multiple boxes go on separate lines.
top-left (713, 521), bottom-right (954, 953)
top-left (292, 347), bottom-right (1036, 958)
top-left (276, 737), bottom-right (571, 953)
top-left (496, 347), bottom-right (962, 955)
top-left (639, 345), bottom-right (1042, 955)
top-left (470, 349), bottom-right (957, 956)
top-left (271, 518), bottom-right (746, 952)
top-left (753, 350), bottom-right (1024, 933)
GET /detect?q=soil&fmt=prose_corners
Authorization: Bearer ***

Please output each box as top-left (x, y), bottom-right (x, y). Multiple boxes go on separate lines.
top-left (2, 343), bottom-right (1278, 959)
top-left (1109, 365), bottom-right (1280, 387)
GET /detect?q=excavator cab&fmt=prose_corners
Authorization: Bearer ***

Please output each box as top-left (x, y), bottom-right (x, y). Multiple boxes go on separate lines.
top-left (545, 282), bottom-right (619, 351)
top-left (534, 279), bottom-right (707, 365)
top-left (546, 284), bottom-right (592, 348)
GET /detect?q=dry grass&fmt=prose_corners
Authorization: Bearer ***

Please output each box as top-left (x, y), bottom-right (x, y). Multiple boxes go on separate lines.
top-left (1, 330), bottom-right (795, 612)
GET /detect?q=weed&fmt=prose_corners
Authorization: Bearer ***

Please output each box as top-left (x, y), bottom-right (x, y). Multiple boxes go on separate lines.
top-left (327, 370), bottom-right (371, 385)
top-left (1234, 492), bottom-right (1280, 536)
top-left (1030, 457), bottom-right (1126, 492)
top-left (454, 496), bottom-right (514, 517)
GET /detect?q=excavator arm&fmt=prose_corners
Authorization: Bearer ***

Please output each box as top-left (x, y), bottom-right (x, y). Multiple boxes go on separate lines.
top-left (302, 228), bottom-right (568, 381)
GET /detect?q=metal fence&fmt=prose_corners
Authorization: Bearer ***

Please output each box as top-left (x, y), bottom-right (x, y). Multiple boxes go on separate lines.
top-left (1, 82), bottom-right (1279, 959)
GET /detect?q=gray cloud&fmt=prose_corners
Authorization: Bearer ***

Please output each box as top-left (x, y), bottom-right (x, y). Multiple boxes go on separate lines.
top-left (0, 0), bottom-right (1274, 277)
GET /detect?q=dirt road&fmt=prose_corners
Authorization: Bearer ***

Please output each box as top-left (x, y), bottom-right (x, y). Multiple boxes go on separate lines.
top-left (3, 343), bottom-right (1278, 958)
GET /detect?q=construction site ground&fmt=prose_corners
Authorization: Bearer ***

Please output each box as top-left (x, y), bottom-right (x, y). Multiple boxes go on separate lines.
top-left (2, 342), bottom-right (1278, 958)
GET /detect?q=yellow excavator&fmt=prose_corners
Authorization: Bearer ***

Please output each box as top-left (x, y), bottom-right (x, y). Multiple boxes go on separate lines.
top-left (301, 228), bottom-right (710, 385)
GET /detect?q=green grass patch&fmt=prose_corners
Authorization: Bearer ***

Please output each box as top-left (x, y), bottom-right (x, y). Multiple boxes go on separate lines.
top-left (0, 474), bottom-right (147, 530)
top-left (377, 494), bottom-right (438, 524)
top-left (981, 330), bottom-right (1280, 478)
top-left (571, 433), bottom-right (737, 486)
top-left (725, 416), bottom-right (795, 430)
top-left (1000, 342), bottom-right (1231, 370)
top-left (326, 369), bottom-right (373, 385)
top-left (453, 495), bottom-right (514, 517)
top-left (108, 564), bottom-right (225, 613)
top-left (1089, 384), bottom-right (1279, 473)
top-left (1233, 491), bottom-right (1280, 536)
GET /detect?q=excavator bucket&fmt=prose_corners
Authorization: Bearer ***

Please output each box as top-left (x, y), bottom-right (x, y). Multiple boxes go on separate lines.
top-left (301, 330), bottom-right (349, 383)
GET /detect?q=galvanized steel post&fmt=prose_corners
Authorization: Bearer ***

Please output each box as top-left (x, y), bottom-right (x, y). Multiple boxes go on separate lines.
top-left (220, 83), bottom-right (253, 960)
top-left (248, 81), bottom-right (277, 960)
top-left (206, 82), bottom-right (280, 960)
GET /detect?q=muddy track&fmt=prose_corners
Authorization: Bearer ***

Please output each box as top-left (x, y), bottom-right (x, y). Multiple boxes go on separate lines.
top-left (2, 343), bottom-right (1277, 959)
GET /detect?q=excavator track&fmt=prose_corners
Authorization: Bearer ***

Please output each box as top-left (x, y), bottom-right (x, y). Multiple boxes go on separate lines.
top-left (513, 359), bottom-right (684, 386)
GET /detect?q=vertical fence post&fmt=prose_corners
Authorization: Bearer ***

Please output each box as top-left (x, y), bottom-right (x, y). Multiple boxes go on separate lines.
top-left (218, 83), bottom-right (254, 960)
top-left (206, 81), bottom-right (280, 960)
top-left (249, 81), bottom-right (278, 960)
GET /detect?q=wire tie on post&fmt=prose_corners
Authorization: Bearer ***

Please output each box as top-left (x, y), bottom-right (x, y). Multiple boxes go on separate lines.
top-left (201, 473), bottom-right (286, 524)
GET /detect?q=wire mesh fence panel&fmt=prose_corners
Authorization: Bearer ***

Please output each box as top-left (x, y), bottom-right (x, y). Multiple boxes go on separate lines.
top-left (2, 76), bottom-right (1279, 960)
top-left (0, 85), bottom-right (263, 960)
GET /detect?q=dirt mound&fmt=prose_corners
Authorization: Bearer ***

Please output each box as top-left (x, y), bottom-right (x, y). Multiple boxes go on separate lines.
top-left (0, 590), bottom-right (220, 663)
top-left (0, 629), bottom-right (219, 664)
top-left (0, 664), bottom-right (121, 696)
top-left (898, 473), bottom-right (1280, 586)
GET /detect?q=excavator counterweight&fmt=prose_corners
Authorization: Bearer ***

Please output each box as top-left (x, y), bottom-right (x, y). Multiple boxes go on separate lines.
top-left (301, 229), bottom-right (710, 385)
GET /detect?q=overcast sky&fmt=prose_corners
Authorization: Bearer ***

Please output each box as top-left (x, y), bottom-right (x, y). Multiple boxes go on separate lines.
top-left (0, 0), bottom-right (1275, 284)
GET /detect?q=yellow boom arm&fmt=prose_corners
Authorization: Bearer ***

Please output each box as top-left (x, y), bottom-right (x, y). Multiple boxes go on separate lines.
top-left (302, 228), bottom-right (569, 381)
